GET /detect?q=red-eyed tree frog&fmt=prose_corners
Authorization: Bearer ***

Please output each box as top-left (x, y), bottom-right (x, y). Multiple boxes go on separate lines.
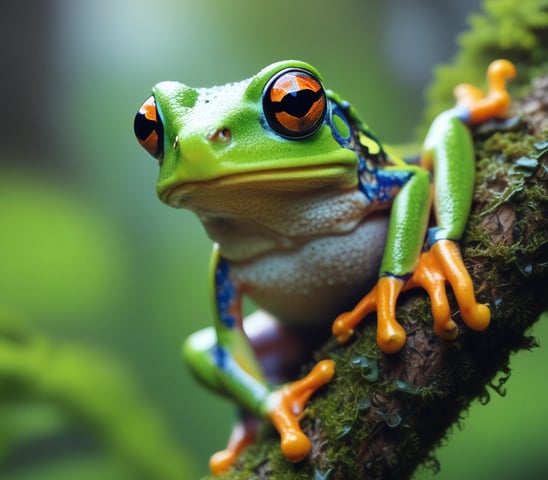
top-left (134, 59), bottom-right (515, 474)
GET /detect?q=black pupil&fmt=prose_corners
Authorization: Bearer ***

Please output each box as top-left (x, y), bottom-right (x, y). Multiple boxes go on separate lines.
top-left (134, 111), bottom-right (159, 142)
top-left (133, 104), bottom-right (164, 159)
top-left (272, 89), bottom-right (323, 118)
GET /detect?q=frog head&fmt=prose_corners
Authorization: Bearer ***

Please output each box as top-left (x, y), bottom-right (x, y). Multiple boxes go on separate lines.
top-left (134, 61), bottom-right (359, 211)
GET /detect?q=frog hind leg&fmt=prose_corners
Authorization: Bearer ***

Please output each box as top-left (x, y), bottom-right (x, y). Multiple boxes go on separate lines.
top-left (183, 315), bottom-right (335, 473)
top-left (181, 327), bottom-right (268, 475)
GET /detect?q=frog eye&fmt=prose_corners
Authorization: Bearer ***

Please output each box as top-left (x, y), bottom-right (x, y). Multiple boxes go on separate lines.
top-left (262, 69), bottom-right (327, 139)
top-left (134, 96), bottom-right (164, 160)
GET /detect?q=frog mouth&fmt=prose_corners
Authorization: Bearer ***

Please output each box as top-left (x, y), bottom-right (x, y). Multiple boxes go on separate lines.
top-left (160, 163), bottom-right (356, 207)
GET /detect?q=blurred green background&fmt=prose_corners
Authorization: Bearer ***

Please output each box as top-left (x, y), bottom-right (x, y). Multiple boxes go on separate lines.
top-left (1, 0), bottom-right (546, 478)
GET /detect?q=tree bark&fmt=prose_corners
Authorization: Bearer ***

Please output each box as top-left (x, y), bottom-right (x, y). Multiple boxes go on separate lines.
top-left (206, 74), bottom-right (548, 480)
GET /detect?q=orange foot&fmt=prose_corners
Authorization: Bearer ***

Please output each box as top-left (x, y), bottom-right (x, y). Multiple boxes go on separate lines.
top-left (332, 239), bottom-right (490, 354)
top-left (454, 59), bottom-right (516, 125)
top-left (268, 359), bottom-right (335, 463)
top-left (209, 416), bottom-right (259, 475)
top-left (407, 239), bottom-right (490, 337)
top-left (332, 276), bottom-right (407, 354)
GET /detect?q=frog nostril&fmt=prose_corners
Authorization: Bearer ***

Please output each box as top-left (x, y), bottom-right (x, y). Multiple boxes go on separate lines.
top-left (207, 128), bottom-right (232, 144)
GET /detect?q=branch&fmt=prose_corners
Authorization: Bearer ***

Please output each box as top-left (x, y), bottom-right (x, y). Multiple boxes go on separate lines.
top-left (206, 75), bottom-right (548, 480)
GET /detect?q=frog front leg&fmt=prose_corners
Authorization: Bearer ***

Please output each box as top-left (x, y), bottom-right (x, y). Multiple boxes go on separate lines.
top-left (333, 60), bottom-right (515, 353)
top-left (333, 165), bottom-right (433, 353)
top-left (182, 245), bottom-right (335, 474)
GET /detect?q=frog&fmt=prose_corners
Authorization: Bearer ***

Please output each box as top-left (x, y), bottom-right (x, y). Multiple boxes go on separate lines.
top-left (133, 59), bottom-right (515, 474)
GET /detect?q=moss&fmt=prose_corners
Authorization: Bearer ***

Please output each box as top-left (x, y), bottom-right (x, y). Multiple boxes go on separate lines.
top-left (467, 127), bottom-right (548, 275)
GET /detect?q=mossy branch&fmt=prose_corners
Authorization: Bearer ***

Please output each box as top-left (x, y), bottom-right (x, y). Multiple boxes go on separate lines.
top-left (207, 3), bottom-right (548, 478)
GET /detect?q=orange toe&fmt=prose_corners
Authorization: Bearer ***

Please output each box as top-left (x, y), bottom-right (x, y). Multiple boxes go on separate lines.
top-left (433, 317), bottom-right (459, 340)
top-left (280, 429), bottom-right (312, 463)
top-left (461, 302), bottom-right (491, 331)
top-left (375, 276), bottom-right (406, 354)
top-left (208, 417), bottom-right (258, 475)
top-left (269, 359), bottom-right (335, 464)
top-left (209, 449), bottom-right (238, 476)
top-left (332, 287), bottom-right (378, 344)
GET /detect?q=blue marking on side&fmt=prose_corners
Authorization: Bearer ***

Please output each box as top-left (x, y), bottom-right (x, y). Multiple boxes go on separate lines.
top-left (210, 344), bottom-right (270, 400)
top-left (359, 168), bottom-right (414, 203)
top-left (326, 102), bottom-right (352, 147)
top-left (326, 98), bottom-right (411, 204)
top-left (215, 257), bottom-right (238, 328)
top-left (212, 344), bottom-right (228, 369)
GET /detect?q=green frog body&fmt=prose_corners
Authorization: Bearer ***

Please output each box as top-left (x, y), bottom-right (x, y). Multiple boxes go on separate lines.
top-left (134, 59), bottom-right (515, 474)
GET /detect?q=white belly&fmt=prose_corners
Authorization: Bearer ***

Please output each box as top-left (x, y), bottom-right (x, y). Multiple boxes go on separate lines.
top-left (231, 213), bottom-right (389, 327)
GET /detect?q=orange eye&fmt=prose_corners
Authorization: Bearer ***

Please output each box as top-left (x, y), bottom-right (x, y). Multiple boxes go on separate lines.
top-left (134, 96), bottom-right (164, 160)
top-left (262, 69), bottom-right (326, 139)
